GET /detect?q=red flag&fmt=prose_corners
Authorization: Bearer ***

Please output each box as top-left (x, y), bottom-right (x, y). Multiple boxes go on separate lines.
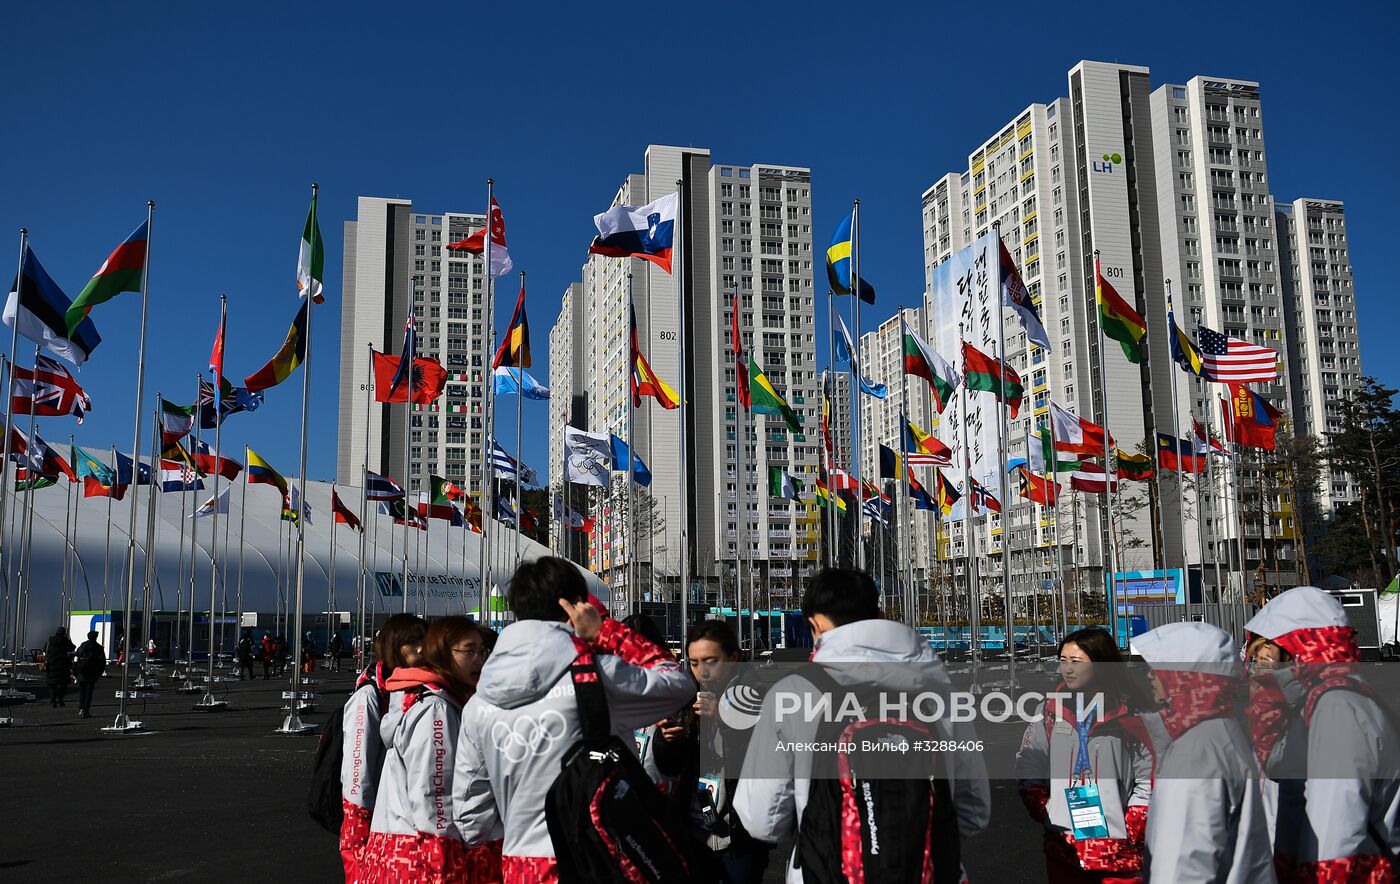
top-left (331, 486), bottom-right (362, 531)
top-left (731, 292), bottom-right (751, 409)
top-left (372, 351), bottom-right (447, 405)
top-left (492, 282), bottom-right (531, 370)
top-left (1227, 384), bottom-right (1282, 451)
top-left (445, 196), bottom-right (512, 276)
top-left (209, 305), bottom-right (226, 409)
top-left (1016, 466), bottom-right (1058, 505)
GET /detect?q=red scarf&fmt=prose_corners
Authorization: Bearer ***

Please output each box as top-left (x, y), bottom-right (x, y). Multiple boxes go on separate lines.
top-left (386, 666), bottom-right (468, 709)
top-left (1153, 670), bottom-right (1242, 741)
top-left (1248, 625), bottom-right (1365, 768)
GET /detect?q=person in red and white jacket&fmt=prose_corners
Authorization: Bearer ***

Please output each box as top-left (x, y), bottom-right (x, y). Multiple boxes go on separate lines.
top-left (452, 557), bottom-right (695, 883)
top-left (339, 613), bottom-right (426, 882)
top-left (360, 616), bottom-right (501, 883)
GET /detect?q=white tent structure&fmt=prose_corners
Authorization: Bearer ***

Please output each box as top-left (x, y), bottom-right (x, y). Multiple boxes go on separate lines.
top-left (5, 477), bottom-right (606, 649)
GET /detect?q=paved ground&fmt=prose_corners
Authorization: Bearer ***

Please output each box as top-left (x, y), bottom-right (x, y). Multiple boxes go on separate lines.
top-left (1, 660), bottom-right (1047, 883)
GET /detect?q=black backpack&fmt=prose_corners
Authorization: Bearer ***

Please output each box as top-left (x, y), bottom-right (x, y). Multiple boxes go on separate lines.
top-left (307, 679), bottom-right (387, 834)
top-left (544, 646), bottom-right (712, 883)
top-left (792, 665), bottom-right (961, 884)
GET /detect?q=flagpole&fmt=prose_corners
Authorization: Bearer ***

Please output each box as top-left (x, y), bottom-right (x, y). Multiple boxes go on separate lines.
top-left (732, 291), bottom-right (746, 639)
top-left (1093, 252), bottom-right (1122, 645)
top-left (138, 405), bottom-right (159, 687)
top-left (848, 201), bottom-right (867, 576)
top-left (179, 374), bottom-right (202, 683)
top-left (626, 273), bottom-right (637, 615)
top-left (478, 179), bottom-right (497, 627)
top-left (15, 354), bottom-right (41, 669)
top-left (1165, 282), bottom-right (1191, 614)
top-left (1223, 390), bottom-right (1247, 602)
top-left (401, 302), bottom-right (414, 617)
top-left (358, 343), bottom-right (372, 652)
top-left (1189, 308), bottom-right (1224, 601)
top-left (675, 177), bottom-right (691, 643)
top-left (329, 500), bottom-right (337, 661)
top-left (62, 439), bottom-right (75, 625)
top-left (0, 232), bottom-right (27, 676)
top-left (959, 320), bottom-right (981, 685)
top-left (236, 445), bottom-right (248, 651)
top-left (280, 183), bottom-right (317, 734)
top-left (920, 307), bottom-right (939, 629)
top-left (514, 271), bottom-right (526, 569)
top-left (103, 446), bottom-right (116, 644)
top-left (991, 224), bottom-right (1016, 685)
top-left (897, 306), bottom-right (913, 625)
top-left (1043, 374), bottom-right (1069, 639)
top-left (198, 296), bottom-right (227, 707)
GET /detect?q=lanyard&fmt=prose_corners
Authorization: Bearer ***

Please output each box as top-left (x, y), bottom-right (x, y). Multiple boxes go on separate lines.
top-left (1073, 717), bottom-right (1092, 784)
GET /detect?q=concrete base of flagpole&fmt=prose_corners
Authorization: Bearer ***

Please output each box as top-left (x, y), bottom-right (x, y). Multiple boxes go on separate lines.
top-left (194, 691), bottom-right (227, 711)
top-left (178, 679), bottom-right (201, 694)
top-left (0, 688), bottom-right (36, 701)
top-left (275, 711), bottom-right (316, 735)
top-left (101, 713), bottom-right (146, 733)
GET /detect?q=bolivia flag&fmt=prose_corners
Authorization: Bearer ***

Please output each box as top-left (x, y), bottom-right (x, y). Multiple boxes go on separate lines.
top-left (961, 341), bottom-right (1024, 418)
top-left (1096, 257), bottom-right (1146, 363)
top-left (748, 357), bottom-right (801, 432)
top-left (246, 449), bottom-right (289, 495)
top-left (66, 219), bottom-right (147, 335)
top-left (1117, 450), bottom-right (1154, 481)
top-left (768, 466), bottom-right (803, 501)
top-left (297, 194), bottom-right (325, 304)
top-left (245, 302), bottom-right (308, 392)
top-left (589, 193), bottom-right (678, 274)
top-left (901, 319), bottom-right (958, 412)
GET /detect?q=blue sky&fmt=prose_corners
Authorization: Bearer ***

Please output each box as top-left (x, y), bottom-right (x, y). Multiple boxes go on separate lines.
top-left (3, 2), bottom-right (1395, 483)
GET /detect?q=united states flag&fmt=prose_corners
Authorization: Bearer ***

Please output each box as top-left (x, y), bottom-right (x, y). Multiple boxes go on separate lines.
top-left (1197, 325), bottom-right (1278, 383)
top-left (906, 451), bottom-right (940, 466)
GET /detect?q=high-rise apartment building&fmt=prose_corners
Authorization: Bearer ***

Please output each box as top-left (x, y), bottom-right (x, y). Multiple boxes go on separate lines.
top-left (338, 198), bottom-right (490, 492)
top-left (1277, 198), bottom-right (1362, 508)
top-left (548, 281), bottom-right (587, 557)
top-left (549, 147), bottom-right (821, 603)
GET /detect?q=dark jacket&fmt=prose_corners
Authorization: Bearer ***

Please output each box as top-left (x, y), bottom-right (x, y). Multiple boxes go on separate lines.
top-left (43, 633), bottom-right (75, 684)
top-left (74, 639), bottom-right (106, 683)
top-left (237, 637), bottom-right (255, 663)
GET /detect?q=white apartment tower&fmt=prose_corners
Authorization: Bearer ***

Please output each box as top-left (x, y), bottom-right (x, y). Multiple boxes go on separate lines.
top-left (338, 198), bottom-right (490, 493)
top-left (550, 147), bottom-right (820, 607)
top-left (548, 281), bottom-right (587, 558)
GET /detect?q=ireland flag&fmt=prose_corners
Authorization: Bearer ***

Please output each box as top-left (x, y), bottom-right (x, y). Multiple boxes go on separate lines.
top-left (297, 194), bottom-right (325, 303)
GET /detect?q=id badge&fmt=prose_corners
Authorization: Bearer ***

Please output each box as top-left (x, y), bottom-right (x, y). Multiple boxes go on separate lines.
top-left (1064, 784), bottom-right (1109, 840)
top-left (633, 728), bottom-right (652, 759)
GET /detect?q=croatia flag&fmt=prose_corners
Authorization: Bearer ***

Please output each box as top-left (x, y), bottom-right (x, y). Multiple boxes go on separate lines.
top-left (589, 193), bottom-right (678, 274)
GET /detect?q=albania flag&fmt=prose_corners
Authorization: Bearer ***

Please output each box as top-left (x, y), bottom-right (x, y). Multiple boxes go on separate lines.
top-left (372, 351), bottom-right (447, 405)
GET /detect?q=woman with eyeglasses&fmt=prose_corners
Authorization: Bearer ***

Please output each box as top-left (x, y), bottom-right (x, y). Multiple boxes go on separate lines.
top-left (360, 616), bottom-right (501, 882)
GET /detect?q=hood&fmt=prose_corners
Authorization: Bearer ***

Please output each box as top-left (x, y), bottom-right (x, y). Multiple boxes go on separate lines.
top-left (812, 618), bottom-right (936, 664)
top-left (474, 620), bottom-right (579, 710)
top-left (1130, 622), bottom-right (1239, 676)
top-left (1244, 586), bottom-right (1358, 663)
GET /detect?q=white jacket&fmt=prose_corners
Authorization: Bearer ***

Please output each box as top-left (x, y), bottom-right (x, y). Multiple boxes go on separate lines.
top-left (452, 617), bottom-right (695, 860)
top-left (368, 683), bottom-right (463, 841)
top-left (341, 665), bottom-right (387, 812)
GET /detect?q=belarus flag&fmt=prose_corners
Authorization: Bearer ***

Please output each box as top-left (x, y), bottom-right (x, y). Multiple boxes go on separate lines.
top-left (589, 193), bottom-right (678, 274)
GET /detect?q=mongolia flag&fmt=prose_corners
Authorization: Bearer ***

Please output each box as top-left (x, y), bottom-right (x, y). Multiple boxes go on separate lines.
top-left (244, 301), bottom-right (308, 392)
top-left (492, 282), bottom-right (530, 369)
top-left (66, 219), bottom-right (147, 335)
top-left (589, 193), bottom-right (678, 274)
top-left (446, 196), bottom-right (513, 277)
top-left (246, 449), bottom-right (288, 496)
top-left (6, 245), bottom-right (102, 366)
top-left (825, 211), bottom-right (876, 304)
top-left (631, 306), bottom-right (680, 410)
top-left (1228, 384), bottom-right (1282, 451)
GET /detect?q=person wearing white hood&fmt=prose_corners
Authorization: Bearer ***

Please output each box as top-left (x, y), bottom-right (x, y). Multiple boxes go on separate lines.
top-left (733, 567), bottom-right (991, 883)
top-left (1127, 621), bottom-right (1275, 883)
top-left (451, 556), bottom-right (696, 882)
top-left (1244, 585), bottom-right (1400, 882)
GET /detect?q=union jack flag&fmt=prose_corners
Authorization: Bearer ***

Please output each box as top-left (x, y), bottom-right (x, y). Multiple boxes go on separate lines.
top-left (11, 355), bottom-right (92, 422)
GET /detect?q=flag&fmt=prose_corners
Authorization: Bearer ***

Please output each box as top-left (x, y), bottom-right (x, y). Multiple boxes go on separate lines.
top-left (244, 301), bottom-right (308, 392)
top-left (1197, 325), bottom-right (1279, 384)
top-left (832, 312), bottom-right (887, 397)
top-left (372, 350), bottom-right (447, 405)
top-left (825, 211), bottom-right (876, 304)
top-left (446, 195), bottom-right (513, 277)
top-left (860, 479), bottom-right (891, 504)
top-left (158, 399), bottom-right (196, 446)
top-left (1050, 402), bottom-right (1113, 455)
top-left (492, 367), bottom-right (550, 400)
top-left (1000, 238), bottom-right (1051, 351)
top-left (768, 466), bottom-right (803, 501)
top-left (1228, 384), bottom-right (1283, 451)
top-left (631, 305), bottom-right (681, 409)
top-left (934, 470), bottom-right (961, 516)
top-left (15, 468), bottom-right (56, 492)
top-left (968, 476), bottom-right (1001, 514)
top-left (246, 449), bottom-right (289, 495)
top-left (862, 495), bottom-right (890, 526)
top-left (909, 477), bottom-right (937, 511)
top-left (386, 317), bottom-right (416, 401)
top-left (564, 428), bottom-right (611, 487)
top-left (283, 483), bottom-right (312, 525)
top-left (161, 439), bottom-right (199, 474)
top-left (814, 479), bottom-right (848, 512)
top-left (902, 319), bottom-right (958, 412)
top-left (71, 444), bottom-right (116, 498)
top-left (10, 427), bottom-right (74, 481)
top-left (382, 498), bottom-right (426, 530)
top-left (365, 470), bottom-right (404, 501)
top-left (1192, 418), bottom-right (1226, 456)
top-left (1016, 466), bottom-right (1058, 505)
top-left (903, 418), bottom-right (952, 466)
top-left (192, 486), bottom-right (232, 518)
top-left (820, 392), bottom-right (834, 463)
top-left (196, 377), bottom-right (262, 429)
top-left (1157, 433), bottom-right (1206, 474)
top-left (420, 476), bottom-right (460, 521)
top-left (1096, 257), bottom-right (1146, 363)
top-left (827, 468), bottom-right (859, 492)
top-left (113, 451), bottom-right (152, 497)
top-left (492, 281), bottom-right (531, 369)
top-left (730, 292), bottom-right (751, 409)
top-left (495, 493), bottom-right (518, 526)
top-left (610, 435), bottom-right (652, 487)
top-left (331, 486), bottom-right (362, 531)
top-left (1028, 426), bottom-right (1082, 474)
top-left (553, 494), bottom-right (586, 529)
top-left (159, 461), bottom-right (203, 493)
top-left (590, 192), bottom-right (678, 273)
top-left (209, 308), bottom-right (227, 412)
top-left (748, 357), bottom-right (801, 432)
top-left (492, 441), bottom-right (538, 485)
top-left (1168, 294), bottom-right (1202, 377)
top-left (6, 245), bottom-right (102, 366)
top-left (1117, 450), bottom-right (1155, 482)
top-left (64, 219), bottom-right (148, 334)
top-left (194, 441), bottom-right (242, 480)
top-left (878, 444), bottom-right (912, 482)
top-left (961, 341), bottom-right (1024, 418)
top-left (1069, 462), bottom-right (1118, 494)
top-left (297, 195), bottom-right (326, 303)
top-left (11, 355), bottom-right (92, 422)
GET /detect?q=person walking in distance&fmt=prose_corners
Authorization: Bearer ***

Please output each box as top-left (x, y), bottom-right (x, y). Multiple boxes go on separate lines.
top-left (236, 630), bottom-right (256, 681)
top-left (43, 627), bottom-right (76, 709)
top-left (73, 630), bottom-right (106, 719)
top-left (260, 632), bottom-right (276, 680)
top-left (328, 631), bottom-right (344, 673)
